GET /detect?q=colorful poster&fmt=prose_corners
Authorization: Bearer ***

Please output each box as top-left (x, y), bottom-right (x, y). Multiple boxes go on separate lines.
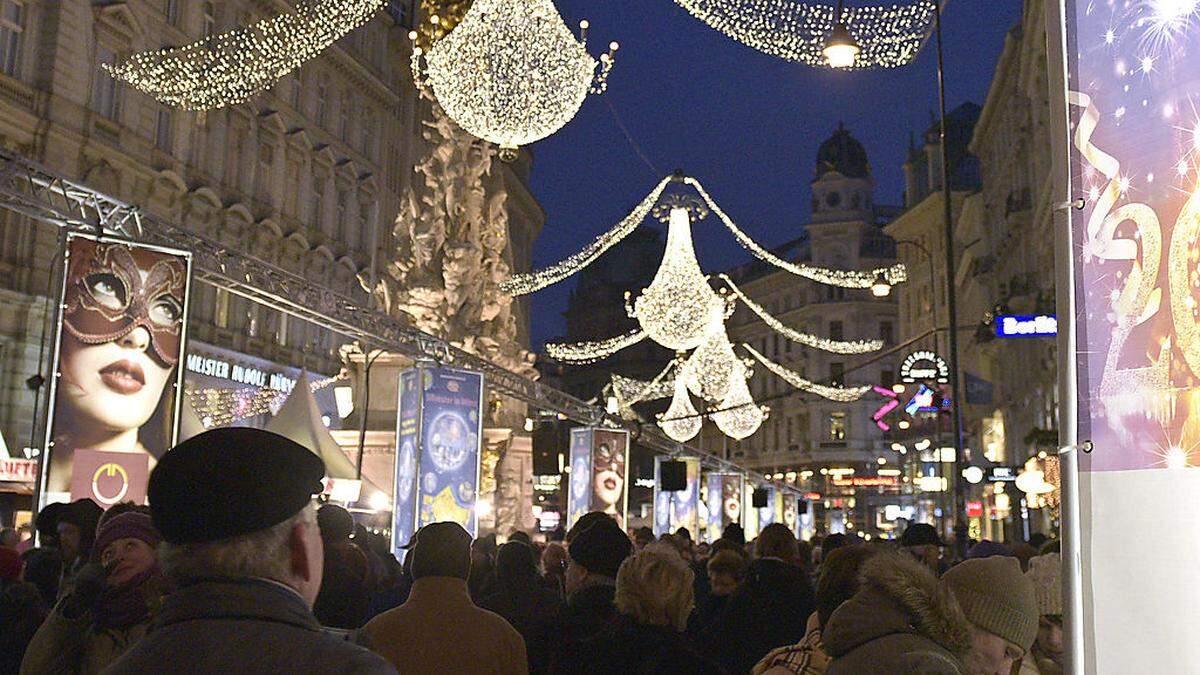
top-left (565, 428), bottom-right (630, 529)
top-left (416, 368), bottom-right (483, 535)
top-left (652, 456), bottom-right (700, 538)
top-left (41, 234), bottom-right (191, 507)
top-left (704, 472), bottom-right (724, 543)
top-left (720, 473), bottom-right (744, 532)
top-left (392, 369), bottom-right (420, 558)
top-left (782, 492), bottom-right (800, 539)
top-left (743, 483), bottom-right (759, 540)
top-left (69, 449), bottom-right (149, 506)
top-left (566, 428), bottom-right (592, 530)
top-left (758, 485), bottom-right (776, 528)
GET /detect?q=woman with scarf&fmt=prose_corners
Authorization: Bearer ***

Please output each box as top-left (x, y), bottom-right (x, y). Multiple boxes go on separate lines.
top-left (21, 510), bottom-right (169, 674)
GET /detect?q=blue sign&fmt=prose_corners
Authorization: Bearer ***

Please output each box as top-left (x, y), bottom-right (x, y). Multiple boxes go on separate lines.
top-left (567, 429), bottom-right (593, 530)
top-left (392, 369), bottom-right (420, 560)
top-left (705, 473), bottom-right (724, 543)
top-left (417, 368), bottom-right (483, 535)
top-left (995, 314), bottom-right (1057, 338)
top-left (653, 456), bottom-right (700, 538)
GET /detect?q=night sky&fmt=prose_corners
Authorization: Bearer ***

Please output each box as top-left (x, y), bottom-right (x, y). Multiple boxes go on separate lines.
top-left (523, 1), bottom-right (1025, 348)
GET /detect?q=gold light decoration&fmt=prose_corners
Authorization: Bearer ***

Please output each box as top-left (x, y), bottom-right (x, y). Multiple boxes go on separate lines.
top-left (413, 0), bottom-right (618, 161)
top-left (186, 375), bottom-right (341, 428)
top-left (744, 344), bottom-right (871, 402)
top-left (630, 206), bottom-right (725, 351)
top-left (719, 274), bottom-right (884, 354)
top-left (672, 0), bottom-right (936, 70)
top-left (545, 329), bottom-right (647, 364)
top-left (711, 366), bottom-right (767, 440)
top-left (658, 376), bottom-right (704, 442)
top-left (105, 0), bottom-right (385, 110)
top-left (681, 312), bottom-right (741, 401)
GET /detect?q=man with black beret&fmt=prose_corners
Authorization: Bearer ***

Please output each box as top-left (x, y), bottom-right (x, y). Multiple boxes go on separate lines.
top-left (560, 514), bottom-right (632, 645)
top-left (105, 427), bottom-right (396, 674)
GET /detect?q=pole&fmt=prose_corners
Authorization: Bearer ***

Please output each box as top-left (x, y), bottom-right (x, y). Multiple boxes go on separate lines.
top-left (933, 0), bottom-right (968, 557)
top-left (355, 348), bottom-right (384, 480)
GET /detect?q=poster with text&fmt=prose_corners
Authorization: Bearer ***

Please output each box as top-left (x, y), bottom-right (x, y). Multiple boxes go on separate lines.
top-left (566, 428), bottom-right (593, 530)
top-left (652, 456), bottom-right (700, 538)
top-left (416, 367), bottom-right (483, 535)
top-left (392, 369), bottom-right (420, 559)
top-left (41, 234), bottom-right (191, 506)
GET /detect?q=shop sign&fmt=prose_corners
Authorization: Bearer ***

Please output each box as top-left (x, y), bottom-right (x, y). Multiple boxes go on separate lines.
top-left (0, 458), bottom-right (36, 482)
top-left (987, 466), bottom-right (1019, 482)
top-left (534, 475), bottom-right (561, 491)
top-left (995, 314), bottom-right (1057, 338)
top-left (899, 350), bottom-right (950, 384)
top-left (186, 353), bottom-right (297, 393)
top-left (966, 501), bottom-right (984, 518)
top-left (832, 476), bottom-right (899, 487)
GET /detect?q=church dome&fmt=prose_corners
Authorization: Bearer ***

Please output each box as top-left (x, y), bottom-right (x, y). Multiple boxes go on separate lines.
top-left (815, 122), bottom-right (871, 179)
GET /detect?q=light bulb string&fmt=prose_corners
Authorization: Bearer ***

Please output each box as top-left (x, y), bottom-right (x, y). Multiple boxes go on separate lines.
top-left (544, 328), bottom-right (648, 363)
top-left (745, 343), bottom-right (871, 401)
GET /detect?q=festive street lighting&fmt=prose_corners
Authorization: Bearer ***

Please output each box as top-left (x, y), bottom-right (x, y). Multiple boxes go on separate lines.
top-left (823, 1), bottom-right (863, 68)
top-left (711, 368), bottom-right (767, 440)
top-left (658, 377), bottom-right (703, 442)
top-left (681, 312), bottom-right (741, 401)
top-left (870, 271), bottom-right (892, 297)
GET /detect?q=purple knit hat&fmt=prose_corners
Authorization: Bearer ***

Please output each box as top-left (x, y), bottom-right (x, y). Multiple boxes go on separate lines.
top-left (94, 512), bottom-right (161, 557)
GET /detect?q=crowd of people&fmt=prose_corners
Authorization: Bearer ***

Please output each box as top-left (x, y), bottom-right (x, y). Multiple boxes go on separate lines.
top-left (0, 426), bottom-right (1064, 674)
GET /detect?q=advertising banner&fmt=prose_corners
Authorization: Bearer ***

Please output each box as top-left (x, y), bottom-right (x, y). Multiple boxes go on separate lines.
top-left (1061, 1), bottom-right (1200, 669)
top-left (391, 369), bottom-right (420, 558)
top-left (782, 492), bottom-right (799, 539)
top-left (743, 483), bottom-right (759, 540)
top-left (704, 472), bottom-right (722, 543)
top-left (416, 367), bottom-right (483, 534)
top-left (69, 449), bottom-right (150, 507)
top-left (704, 472), bottom-right (743, 542)
top-left (565, 428), bottom-right (629, 529)
top-left (652, 456), bottom-right (700, 538)
top-left (40, 234), bottom-right (191, 507)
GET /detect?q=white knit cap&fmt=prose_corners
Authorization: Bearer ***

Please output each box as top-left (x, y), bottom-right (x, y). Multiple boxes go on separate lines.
top-left (1025, 553), bottom-right (1063, 616)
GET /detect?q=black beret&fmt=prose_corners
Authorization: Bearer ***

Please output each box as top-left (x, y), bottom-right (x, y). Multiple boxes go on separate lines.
top-left (148, 427), bottom-right (325, 544)
top-left (568, 517), bottom-right (632, 579)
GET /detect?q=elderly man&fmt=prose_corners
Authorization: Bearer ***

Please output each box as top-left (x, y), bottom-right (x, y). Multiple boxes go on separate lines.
top-left (105, 427), bottom-right (396, 674)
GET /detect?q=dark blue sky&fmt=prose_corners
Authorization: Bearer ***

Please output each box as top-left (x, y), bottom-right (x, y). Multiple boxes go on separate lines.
top-left (525, 1), bottom-right (1024, 347)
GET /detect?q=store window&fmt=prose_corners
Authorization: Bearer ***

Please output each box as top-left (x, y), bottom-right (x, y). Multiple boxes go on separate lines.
top-left (828, 412), bottom-right (846, 441)
top-left (830, 362), bottom-right (844, 385)
top-left (880, 320), bottom-right (894, 345)
top-left (155, 107), bottom-right (173, 152)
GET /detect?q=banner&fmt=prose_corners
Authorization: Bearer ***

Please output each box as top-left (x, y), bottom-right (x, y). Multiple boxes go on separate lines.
top-left (391, 369), bottom-right (420, 558)
top-left (565, 427), bottom-right (630, 529)
top-left (1062, 1), bottom-right (1200, 669)
top-left (758, 485), bottom-right (776, 528)
top-left (782, 492), bottom-right (799, 539)
top-left (704, 472), bottom-right (744, 542)
top-left (652, 456), bottom-right (700, 538)
top-left (41, 234), bottom-right (191, 506)
top-left (69, 449), bottom-right (149, 507)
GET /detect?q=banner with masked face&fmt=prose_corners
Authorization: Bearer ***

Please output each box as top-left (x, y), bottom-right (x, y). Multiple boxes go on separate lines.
top-left (652, 456), bottom-right (700, 538)
top-left (41, 234), bottom-right (191, 506)
top-left (565, 427), bottom-right (629, 529)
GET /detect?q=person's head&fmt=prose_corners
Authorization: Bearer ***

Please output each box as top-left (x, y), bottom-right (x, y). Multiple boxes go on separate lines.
top-left (0, 546), bottom-right (21, 582)
top-left (410, 522), bottom-right (472, 581)
top-left (57, 239), bottom-right (184, 445)
top-left (614, 542), bottom-right (694, 632)
top-left (706, 549), bottom-right (748, 597)
top-left (541, 541), bottom-right (568, 576)
top-left (495, 541), bottom-right (538, 584)
top-left (722, 522), bottom-right (745, 546)
top-left (508, 530), bottom-right (533, 547)
top-left (565, 511), bottom-right (613, 544)
top-left (0, 528), bottom-right (17, 549)
top-left (58, 499), bottom-right (102, 564)
top-left (1027, 533), bottom-right (1048, 550)
top-left (967, 540), bottom-right (1013, 560)
top-left (633, 526), bottom-right (655, 550)
top-left (941, 556), bottom-right (1038, 675)
top-left (316, 504), bottom-right (355, 545)
top-left (899, 523), bottom-right (943, 572)
top-left (674, 527), bottom-right (692, 542)
top-left (34, 503), bottom-right (66, 548)
top-left (820, 532), bottom-right (847, 557)
top-left (1025, 553), bottom-right (1063, 665)
top-left (566, 517), bottom-right (632, 594)
top-left (94, 511), bottom-right (161, 588)
top-left (755, 523), bottom-right (799, 563)
top-left (815, 545), bottom-right (878, 630)
top-left (150, 427), bottom-right (327, 607)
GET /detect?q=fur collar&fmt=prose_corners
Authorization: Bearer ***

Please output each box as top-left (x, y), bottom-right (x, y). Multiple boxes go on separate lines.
top-left (857, 552), bottom-right (972, 658)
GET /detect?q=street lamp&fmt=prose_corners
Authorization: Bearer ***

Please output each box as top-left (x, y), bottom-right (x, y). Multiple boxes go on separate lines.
top-left (870, 271), bottom-right (892, 297)
top-left (822, 1), bottom-right (861, 69)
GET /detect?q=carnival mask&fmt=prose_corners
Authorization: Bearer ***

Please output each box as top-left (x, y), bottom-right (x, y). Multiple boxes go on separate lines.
top-left (63, 240), bottom-right (186, 366)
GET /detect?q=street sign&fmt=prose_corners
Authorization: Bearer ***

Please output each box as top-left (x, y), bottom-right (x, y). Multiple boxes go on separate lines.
top-left (899, 350), bottom-right (950, 384)
top-left (995, 314), bottom-right (1057, 338)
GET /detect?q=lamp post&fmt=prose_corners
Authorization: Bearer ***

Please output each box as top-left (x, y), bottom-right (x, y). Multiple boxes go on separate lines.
top-left (825, 0), bottom-right (966, 555)
top-left (355, 347), bottom-right (387, 480)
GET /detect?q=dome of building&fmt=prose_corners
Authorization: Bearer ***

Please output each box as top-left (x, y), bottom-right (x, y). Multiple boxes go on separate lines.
top-left (815, 122), bottom-right (871, 179)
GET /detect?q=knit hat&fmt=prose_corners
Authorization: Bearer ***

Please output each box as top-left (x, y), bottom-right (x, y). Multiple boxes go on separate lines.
top-left (568, 517), bottom-right (632, 579)
top-left (1024, 553), bottom-right (1062, 617)
top-left (941, 556), bottom-right (1038, 651)
top-left (94, 512), bottom-right (161, 558)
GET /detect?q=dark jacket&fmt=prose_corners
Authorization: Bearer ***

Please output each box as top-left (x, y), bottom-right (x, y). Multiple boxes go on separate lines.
top-left (104, 578), bottom-right (396, 674)
top-left (562, 579), bottom-right (617, 644)
top-left (823, 553), bottom-right (971, 674)
top-left (706, 558), bottom-right (815, 674)
top-left (478, 577), bottom-right (566, 674)
top-left (314, 541), bottom-right (372, 629)
top-left (553, 614), bottom-right (725, 675)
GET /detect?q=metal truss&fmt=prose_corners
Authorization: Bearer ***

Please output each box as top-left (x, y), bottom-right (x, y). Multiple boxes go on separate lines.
top-left (0, 148), bottom-right (800, 494)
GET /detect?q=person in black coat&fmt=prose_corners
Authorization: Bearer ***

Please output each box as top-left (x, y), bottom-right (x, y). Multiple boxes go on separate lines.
top-left (561, 516), bottom-right (631, 644)
top-left (478, 541), bottom-right (565, 674)
top-left (704, 523), bottom-right (815, 674)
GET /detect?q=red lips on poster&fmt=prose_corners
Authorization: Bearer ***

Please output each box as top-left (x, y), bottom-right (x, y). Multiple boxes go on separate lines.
top-left (69, 449), bottom-right (150, 506)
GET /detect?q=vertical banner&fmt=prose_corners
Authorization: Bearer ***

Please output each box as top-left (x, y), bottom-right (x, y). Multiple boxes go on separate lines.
top-left (392, 369), bottom-right (420, 558)
top-left (743, 483), bottom-right (759, 540)
top-left (782, 492), bottom-right (799, 539)
top-left (652, 456), bottom-right (700, 537)
top-left (40, 234), bottom-right (191, 507)
top-left (705, 472), bottom-right (744, 542)
top-left (565, 427), bottom-right (630, 529)
top-left (566, 428), bottom-right (592, 530)
top-left (758, 485), bottom-right (776, 528)
top-left (416, 367), bottom-right (483, 535)
top-left (1061, 1), bottom-right (1200, 669)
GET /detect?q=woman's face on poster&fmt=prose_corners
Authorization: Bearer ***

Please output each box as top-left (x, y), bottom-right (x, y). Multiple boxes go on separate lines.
top-left (592, 442), bottom-right (625, 509)
top-left (723, 481), bottom-right (741, 521)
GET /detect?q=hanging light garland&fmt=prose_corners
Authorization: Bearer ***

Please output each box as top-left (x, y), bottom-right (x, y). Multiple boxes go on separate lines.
top-left (611, 363), bottom-right (677, 418)
top-left (711, 366), bottom-right (768, 440)
top-left (671, 0), bottom-right (936, 70)
top-left (629, 206), bottom-right (725, 351)
top-left (744, 344), bottom-right (871, 402)
top-left (718, 274), bottom-right (883, 354)
top-left (186, 375), bottom-right (342, 428)
top-left (105, 0), bottom-right (384, 110)
top-left (501, 177), bottom-right (671, 296)
top-left (686, 177), bottom-right (907, 288)
top-left (658, 376), bottom-right (704, 442)
top-left (412, 0), bottom-right (619, 161)
top-left (545, 329), bottom-right (647, 364)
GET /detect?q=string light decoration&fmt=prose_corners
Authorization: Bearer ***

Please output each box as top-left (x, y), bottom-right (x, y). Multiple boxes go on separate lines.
top-left (711, 366), bottom-right (768, 440)
top-left (104, 0), bottom-right (385, 110)
top-left (629, 206), bottom-right (725, 351)
top-left (186, 375), bottom-right (342, 428)
top-left (501, 177), bottom-right (671, 296)
top-left (413, 0), bottom-right (619, 160)
top-left (671, 0), bottom-right (936, 70)
top-left (611, 366), bottom-right (676, 417)
top-left (744, 344), bottom-right (871, 402)
top-left (719, 274), bottom-right (884, 354)
top-left (686, 177), bottom-right (907, 287)
top-left (681, 312), bottom-right (741, 401)
top-left (545, 329), bottom-right (647, 364)
top-left (658, 376), bottom-right (704, 442)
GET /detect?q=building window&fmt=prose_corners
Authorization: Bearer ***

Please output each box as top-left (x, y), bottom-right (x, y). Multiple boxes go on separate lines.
top-left (340, 91), bottom-right (351, 141)
top-left (830, 362), bottom-right (844, 385)
top-left (286, 161), bottom-right (301, 215)
top-left (315, 82), bottom-right (327, 126)
top-left (202, 0), bottom-right (216, 38)
top-left (155, 107), bottom-right (173, 152)
top-left (358, 200), bottom-right (371, 250)
top-left (256, 143), bottom-right (274, 199)
top-left (93, 47), bottom-right (121, 120)
top-left (880, 321), bottom-right (894, 345)
top-left (164, 0), bottom-right (179, 26)
top-left (336, 189), bottom-right (348, 240)
top-left (277, 312), bottom-right (289, 346)
top-left (881, 370), bottom-right (895, 387)
top-left (0, 0), bottom-right (24, 78)
top-left (290, 72), bottom-right (302, 110)
top-left (828, 412), bottom-right (846, 441)
top-left (311, 175), bottom-right (324, 228)
top-left (829, 320), bottom-right (843, 341)
top-left (361, 111), bottom-right (374, 156)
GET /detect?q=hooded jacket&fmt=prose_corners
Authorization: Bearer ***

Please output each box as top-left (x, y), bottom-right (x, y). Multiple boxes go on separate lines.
top-left (823, 553), bottom-right (972, 675)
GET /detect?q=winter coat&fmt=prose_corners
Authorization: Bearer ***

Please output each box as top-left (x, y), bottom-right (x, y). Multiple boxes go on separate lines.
top-left (104, 577), bottom-right (395, 674)
top-left (314, 541), bottom-right (373, 629)
top-left (561, 579), bottom-right (618, 644)
top-left (706, 557), bottom-right (815, 674)
top-left (478, 576), bottom-right (566, 674)
top-left (1016, 648), bottom-right (1063, 675)
top-left (20, 609), bottom-right (148, 675)
top-left (752, 612), bottom-right (830, 675)
top-left (823, 552), bottom-right (971, 674)
top-left (361, 576), bottom-right (528, 675)
top-left (551, 613), bottom-right (725, 675)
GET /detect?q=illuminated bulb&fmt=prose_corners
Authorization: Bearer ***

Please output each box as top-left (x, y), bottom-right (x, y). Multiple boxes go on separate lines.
top-left (633, 207), bottom-right (725, 350)
top-left (368, 492), bottom-right (390, 511)
top-left (711, 368), bottom-right (766, 440)
top-left (1166, 445), bottom-right (1188, 469)
top-left (682, 315), bottom-right (740, 401)
top-left (914, 438), bottom-right (932, 451)
top-left (870, 271), bottom-right (892, 297)
top-left (658, 377), bottom-right (703, 442)
top-left (823, 22), bottom-right (861, 68)
top-left (876, 456), bottom-right (887, 465)
top-left (890, 442), bottom-right (905, 452)
top-left (524, 417), bottom-right (535, 432)
top-left (898, 419), bottom-right (910, 429)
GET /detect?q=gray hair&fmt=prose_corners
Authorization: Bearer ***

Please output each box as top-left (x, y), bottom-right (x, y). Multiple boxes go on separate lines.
top-left (614, 542), bottom-right (695, 632)
top-left (160, 503), bottom-right (316, 583)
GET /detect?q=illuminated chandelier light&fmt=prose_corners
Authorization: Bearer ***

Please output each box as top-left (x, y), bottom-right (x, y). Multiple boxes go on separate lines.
top-left (687, 177), bottom-right (907, 287)
top-left (186, 375), bottom-right (341, 428)
top-left (105, 0), bottom-right (384, 110)
top-left (502, 177), bottom-right (671, 296)
top-left (658, 376), bottom-right (704, 442)
top-left (719, 274), bottom-right (883, 354)
top-left (682, 314), bottom-right (741, 401)
top-left (711, 367), bottom-right (767, 440)
top-left (414, 0), bottom-right (619, 161)
top-left (630, 206), bottom-right (725, 351)
top-left (672, 0), bottom-right (936, 69)
top-left (611, 363), bottom-right (677, 416)
top-left (744, 344), bottom-right (870, 402)
top-left (545, 329), bottom-right (647, 364)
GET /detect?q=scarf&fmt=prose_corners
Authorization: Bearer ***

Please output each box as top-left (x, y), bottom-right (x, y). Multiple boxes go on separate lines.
top-left (93, 566), bottom-right (165, 629)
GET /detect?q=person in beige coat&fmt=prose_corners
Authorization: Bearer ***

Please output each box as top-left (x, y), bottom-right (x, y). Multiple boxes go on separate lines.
top-left (361, 522), bottom-right (528, 675)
